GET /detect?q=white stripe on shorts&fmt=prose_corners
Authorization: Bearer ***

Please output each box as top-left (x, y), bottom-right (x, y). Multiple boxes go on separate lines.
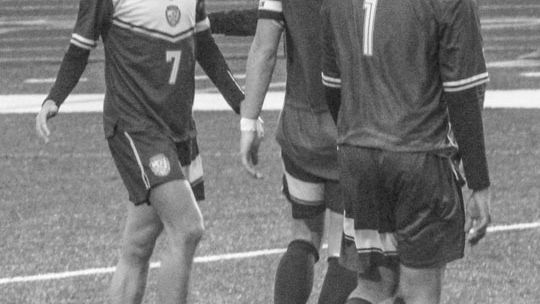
top-left (181, 155), bottom-right (204, 185)
top-left (344, 217), bottom-right (397, 254)
top-left (283, 167), bottom-right (324, 204)
top-left (124, 132), bottom-right (151, 189)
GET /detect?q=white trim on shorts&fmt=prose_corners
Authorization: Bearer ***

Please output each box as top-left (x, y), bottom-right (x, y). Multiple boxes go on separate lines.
top-left (124, 132), bottom-right (151, 190)
top-left (283, 165), bottom-right (325, 205)
top-left (344, 217), bottom-right (398, 255)
top-left (181, 155), bottom-right (204, 186)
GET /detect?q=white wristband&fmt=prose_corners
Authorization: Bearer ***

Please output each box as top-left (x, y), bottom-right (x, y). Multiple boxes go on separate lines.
top-left (240, 117), bottom-right (258, 132)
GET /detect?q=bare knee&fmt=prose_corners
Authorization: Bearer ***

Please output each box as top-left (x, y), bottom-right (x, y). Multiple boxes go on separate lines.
top-left (397, 264), bottom-right (444, 304)
top-left (183, 222), bottom-right (204, 245)
top-left (120, 204), bottom-right (163, 265)
top-left (167, 219), bottom-right (204, 253)
top-left (150, 180), bottom-right (205, 246)
top-left (121, 233), bottom-right (159, 264)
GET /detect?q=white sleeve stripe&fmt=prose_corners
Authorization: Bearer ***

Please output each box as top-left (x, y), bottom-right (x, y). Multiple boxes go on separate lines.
top-left (195, 17), bottom-right (210, 32)
top-left (71, 33), bottom-right (96, 46)
top-left (443, 77), bottom-right (489, 92)
top-left (227, 70), bottom-right (244, 94)
top-left (323, 80), bottom-right (341, 89)
top-left (70, 39), bottom-right (94, 50)
top-left (259, 0), bottom-right (283, 12)
top-left (443, 72), bottom-right (489, 87)
top-left (321, 72), bottom-right (341, 84)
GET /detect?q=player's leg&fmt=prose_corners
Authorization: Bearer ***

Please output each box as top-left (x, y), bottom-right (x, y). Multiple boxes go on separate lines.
top-left (395, 264), bottom-right (444, 304)
top-left (274, 155), bottom-right (326, 304)
top-left (150, 138), bottom-right (205, 304)
top-left (317, 184), bottom-right (357, 304)
top-left (389, 152), bottom-right (465, 304)
top-left (109, 203), bottom-right (163, 304)
top-left (338, 146), bottom-right (399, 304)
top-left (274, 207), bottom-right (324, 304)
top-left (107, 129), bottom-right (204, 304)
top-left (345, 264), bottom-right (398, 304)
top-left (150, 180), bottom-right (204, 304)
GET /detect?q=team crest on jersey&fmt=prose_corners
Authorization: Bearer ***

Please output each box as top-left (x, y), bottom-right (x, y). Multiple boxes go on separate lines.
top-left (166, 5), bottom-right (181, 27)
top-left (149, 154), bottom-right (171, 177)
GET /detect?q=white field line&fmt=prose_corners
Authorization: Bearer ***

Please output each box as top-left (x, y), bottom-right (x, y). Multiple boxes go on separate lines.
top-left (484, 45), bottom-right (539, 51)
top-left (1, 90), bottom-right (539, 113)
top-left (0, 221), bottom-right (538, 285)
top-left (487, 222), bottom-right (540, 233)
top-left (482, 4), bottom-right (540, 10)
top-left (24, 78), bottom-right (88, 84)
top-left (521, 72), bottom-right (540, 78)
top-left (488, 59), bottom-right (540, 68)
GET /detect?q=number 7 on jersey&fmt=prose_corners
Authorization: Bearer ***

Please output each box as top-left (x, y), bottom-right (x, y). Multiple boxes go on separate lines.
top-left (166, 50), bottom-right (182, 85)
top-left (363, 0), bottom-right (378, 56)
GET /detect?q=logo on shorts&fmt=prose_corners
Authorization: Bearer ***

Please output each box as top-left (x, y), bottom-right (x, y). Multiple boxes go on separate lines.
top-left (165, 5), bottom-right (181, 27)
top-left (149, 154), bottom-right (171, 177)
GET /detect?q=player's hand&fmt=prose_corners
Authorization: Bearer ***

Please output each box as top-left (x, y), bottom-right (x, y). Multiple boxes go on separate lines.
top-left (36, 99), bottom-right (59, 143)
top-left (464, 187), bottom-right (491, 245)
top-left (240, 117), bottom-right (264, 179)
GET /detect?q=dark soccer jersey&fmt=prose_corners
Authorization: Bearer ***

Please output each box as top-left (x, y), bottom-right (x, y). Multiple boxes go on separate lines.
top-left (71, 0), bottom-right (212, 141)
top-left (258, 0), bottom-right (328, 112)
top-left (322, 0), bottom-right (489, 152)
top-left (259, 0), bottom-right (339, 179)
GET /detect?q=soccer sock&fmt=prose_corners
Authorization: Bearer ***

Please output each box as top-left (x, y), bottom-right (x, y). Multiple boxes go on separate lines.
top-left (274, 240), bottom-right (319, 304)
top-left (318, 257), bottom-right (358, 304)
top-left (344, 298), bottom-right (372, 304)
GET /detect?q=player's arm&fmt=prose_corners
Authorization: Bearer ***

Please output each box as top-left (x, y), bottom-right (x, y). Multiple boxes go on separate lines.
top-left (208, 9), bottom-right (258, 36)
top-left (195, 25), bottom-right (244, 114)
top-left (45, 45), bottom-right (91, 108)
top-left (321, 3), bottom-right (341, 124)
top-left (241, 19), bottom-right (284, 120)
top-left (36, 0), bottom-right (110, 143)
top-left (238, 1), bottom-right (284, 178)
top-left (440, 0), bottom-right (491, 244)
top-left (445, 87), bottom-right (490, 191)
top-left (36, 45), bottom-right (90, 143)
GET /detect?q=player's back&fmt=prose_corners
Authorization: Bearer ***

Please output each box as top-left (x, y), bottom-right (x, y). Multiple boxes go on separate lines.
top-left (326, 0), bottom-right (487, 152)
top-left (281, 0), bottom-right (327, 112)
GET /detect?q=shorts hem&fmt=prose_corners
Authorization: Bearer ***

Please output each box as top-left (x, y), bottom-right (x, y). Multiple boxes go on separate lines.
top-left (399, 252), bottom-right (465, 269)
top-left (129, 177), bottom-right (187, 206)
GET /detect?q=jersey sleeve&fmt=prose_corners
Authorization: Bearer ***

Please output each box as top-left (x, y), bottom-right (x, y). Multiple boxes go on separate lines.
top-left (321, 3), bottom-right (341, 89)
top-left (258, 0), bottom-right (284, 23)
top-left (439, 0), bottom-right (488, 92)
top-left (195, 0), bottom-right (211, 33)
top-left (70, 0), bottom-right (112, 50)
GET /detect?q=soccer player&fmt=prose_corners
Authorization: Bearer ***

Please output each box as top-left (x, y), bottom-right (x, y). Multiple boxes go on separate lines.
top-left (240, 0), bottom-right (357, 303)
top-left (34, 0), bottom-right (253, 303)
top-left (321, 0), bottom-right (492, 303)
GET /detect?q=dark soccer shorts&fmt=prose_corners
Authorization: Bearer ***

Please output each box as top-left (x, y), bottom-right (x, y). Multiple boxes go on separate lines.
top-left (107, 126), bottom-right (204, 205)
top-left (338, 145), bottom-right (465, 271)
top-left (281, 152), bottom-right (343, 219)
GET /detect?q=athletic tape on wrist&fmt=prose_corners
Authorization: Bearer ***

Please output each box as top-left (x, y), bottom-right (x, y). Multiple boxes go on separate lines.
top-left (240, 117), bottom-right (258, 131)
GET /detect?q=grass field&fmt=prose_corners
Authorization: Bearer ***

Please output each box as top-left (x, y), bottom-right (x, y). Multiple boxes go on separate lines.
top-left (1, 0), bottom-right (540, 303)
